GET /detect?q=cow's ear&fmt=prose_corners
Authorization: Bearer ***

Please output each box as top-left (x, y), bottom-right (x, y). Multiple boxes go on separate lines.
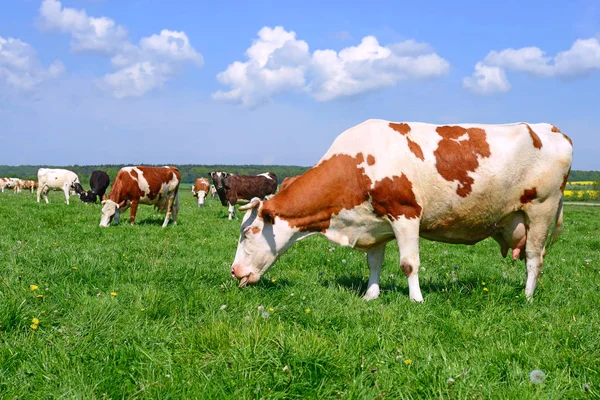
top-left (101, 200), bottom-right (107, 205)
top-left (260, 208), bottom-right (275, 225)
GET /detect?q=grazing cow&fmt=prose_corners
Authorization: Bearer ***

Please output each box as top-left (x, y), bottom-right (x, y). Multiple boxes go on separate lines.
top-left (191, 177), bottom-right (210, 207)
top-left (210, 184), bottom-right (218, 200)
top-left (209, 171), bottom-right (278, 220)
top-left (74, 170), bottom-right (111, 203)
top-left (100, 166), bottom-right (180, 228)
top-left (279, 176), bottom-right (299, 192)
top-left (20, 180), bottom-right (37, 193)
top-left (229, 119), bottom-right (573, 303)
top-left (0, 178), bottom-right (6, 192)
top-left (37, 168), bottom-right (81, 205)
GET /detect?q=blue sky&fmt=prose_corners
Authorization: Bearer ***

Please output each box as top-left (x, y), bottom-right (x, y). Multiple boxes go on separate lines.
top-left (1, 0), bottom-right (599, 169)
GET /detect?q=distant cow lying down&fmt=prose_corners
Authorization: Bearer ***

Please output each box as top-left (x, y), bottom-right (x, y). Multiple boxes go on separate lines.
top-left (209, 171), bottom-right (278, 220)
top-left (100, 166), bottom-right (180, 228)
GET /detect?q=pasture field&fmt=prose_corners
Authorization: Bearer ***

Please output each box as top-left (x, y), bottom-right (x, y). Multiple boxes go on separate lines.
top-left (1, 190), bottom-right (599, 399)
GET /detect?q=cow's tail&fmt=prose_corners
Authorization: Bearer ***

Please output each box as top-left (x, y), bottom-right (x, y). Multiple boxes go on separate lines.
top-left (544, 195), bottom-right (564, 251)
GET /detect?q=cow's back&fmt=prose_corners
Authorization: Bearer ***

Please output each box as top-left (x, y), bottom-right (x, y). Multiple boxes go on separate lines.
top-left (315, 119), bottom-right (572, 241)
top-left (230, 173), bottom-right (277, 201)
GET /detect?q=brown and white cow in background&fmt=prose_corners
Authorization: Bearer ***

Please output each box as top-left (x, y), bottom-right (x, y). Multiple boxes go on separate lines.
top-left (209, 172), bottom-right (278, 220)
top-left (230, 119), bottom-right (573, 303)
top-left (19, 180), bottom-right (38, 193)
top-left (191, 177), bottom-right (210, 207)
top-left (209, 184), bottom-right (218, 200)
top-left (37, 168), bottom-right (81, 205)
top-left (100, 166), bottom-right (180, 228)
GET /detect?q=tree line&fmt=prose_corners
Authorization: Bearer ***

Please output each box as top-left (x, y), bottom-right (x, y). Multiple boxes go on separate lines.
top-left (1, 164), bottom-right (597, 187)
top-left (0, 164), bottom-right (311, 185)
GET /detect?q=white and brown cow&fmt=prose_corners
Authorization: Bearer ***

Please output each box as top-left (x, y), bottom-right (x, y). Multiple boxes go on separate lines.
top-left (209, 172), bottom-right (278, 220)
top-left (191, 177), bottom-right (210, 207)
top-left (37, 168), bottom-right (81, 205)
top-left (19, 180), bottom-right (37, 193)
top-left (230, 119), bottom-right (573, 303)
top-left (209, 184), bottom-right (218, 200)
top-left (100, 166), bottom-right (180, 228)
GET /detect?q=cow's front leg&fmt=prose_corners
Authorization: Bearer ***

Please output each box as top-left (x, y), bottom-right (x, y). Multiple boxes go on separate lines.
top-left (63, 185), bottom-right (70, 205)
top-left (129, 201), bottom-right (139, 225)
top-left (363, 245), bottom-right (386, 301)
top-left (392, 219), bottom-right (423, 302)
top-left (162, 196), bottom-right (176, 228)
top-left (227, 200), bottom-right (237, 220)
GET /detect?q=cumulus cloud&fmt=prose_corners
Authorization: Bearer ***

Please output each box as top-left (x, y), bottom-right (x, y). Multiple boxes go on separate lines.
top-left (38, 0), bottom-right (202, 97)
top-left (213, 26), bottom-right (449, 107)
top-left (0, 36), bottom-right (64, 91)
top-left (464, 37), bottom-right (600, 94)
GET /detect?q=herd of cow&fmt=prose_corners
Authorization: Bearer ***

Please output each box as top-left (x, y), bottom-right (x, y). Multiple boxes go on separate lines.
top-left (3, 119), bottom-right (574, 303)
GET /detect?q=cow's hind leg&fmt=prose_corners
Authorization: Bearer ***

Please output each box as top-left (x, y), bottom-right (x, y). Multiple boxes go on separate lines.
top-left (227, 201), bottom-right (237, 220)
top-left (363, 245), bottom-right (387, 301)
top-left (523, 199), bottom-right (561, 301)
top-left (391, 218), bottom-right (423, 302)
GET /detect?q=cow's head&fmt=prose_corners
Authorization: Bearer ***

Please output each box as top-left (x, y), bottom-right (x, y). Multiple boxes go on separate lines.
top-left (100, 199), bottom-right (120, 227)
top-left (209, 171), bottom-right (229, 191)
top-left (230, 197), bottom-right (299, 287)
top-left (72, 182), bottom-right (85, 197)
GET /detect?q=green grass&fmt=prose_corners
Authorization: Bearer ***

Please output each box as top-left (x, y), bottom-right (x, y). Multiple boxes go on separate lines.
top-left (1, 190), bottom-right (599, 399)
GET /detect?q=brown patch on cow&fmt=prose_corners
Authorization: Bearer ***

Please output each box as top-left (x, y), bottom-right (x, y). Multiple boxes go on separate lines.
top-left (550, 124), bottom-right (573, 146)
top-left (279, 176), bottom-right (299, 192)
top-left (251, 227), bottom-right (261, 235)
top-left (130, 169), bottom-right (138, 179)
top-left (401, 261), bottom-right (413, 277)
top-left (389, 122), bottom-right (424, 160)
top-left (261, 154), bottom-right (372, 232)
top-left (389, 122), bottom-right (411, 135)
top-left (523, 124), bottom-right (543, 149)
top-left (520, 187), bottom-right (537, 204)
top-left (370, 174), bottom-right (421, 220)
top-left (560, 167), bottom-right (571, 192)
top-left (367, 154), bottom-right (376, 166)
top-left (406, 138), bottom-right (424, 160)
top-left (261, 153), bottom-right (422, 232)
top-left (434, 126), bottom-right (491, 197)
top-left (551, 125), bottom-right (561, 133)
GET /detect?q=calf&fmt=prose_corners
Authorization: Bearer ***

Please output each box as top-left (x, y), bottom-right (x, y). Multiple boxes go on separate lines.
top-left (209, 171), bottom-right (278, 220)
top-left (100, 166), bottom-right (180, 228)
top-left (230, 119), bottom-right (573, 303)
top-left (37, 168), bottom-right (81, 205)
top-left (210, 184), bottom-right (218, 200)
top-left (191, 177), bottom-right (210, 207)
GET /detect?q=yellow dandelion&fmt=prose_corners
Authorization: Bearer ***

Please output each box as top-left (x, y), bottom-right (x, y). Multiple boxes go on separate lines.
top-left (29, 285), bottom-right (39, 291)
top-left (110, 291), bottom-right (117, 297)
top-left (30, 324), bottom-right (38, 330)
top-left (305, 308), bottom-right (311, 313)
top-left (271, 278), bottom-right (277, 283)
top-left (36, 294), bottom-right (43, 298)
top-left (268, 307), bottom-right (275, 312)
top-left (72, 266), bottom-right (78, 270)
top-left (32, 317), bottom-right (40, 325)
top-left (141, 308), bottom-right (146, 311)
top-left (404, 359), bottom-right (412, 365)
top-left (481, 282), bottom-right (486, 286)
top-left (483, 287), bottom-right (489, 292)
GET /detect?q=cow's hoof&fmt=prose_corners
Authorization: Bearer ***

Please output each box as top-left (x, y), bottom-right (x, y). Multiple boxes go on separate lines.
top-left (363, 287), bottom-right (380, 301)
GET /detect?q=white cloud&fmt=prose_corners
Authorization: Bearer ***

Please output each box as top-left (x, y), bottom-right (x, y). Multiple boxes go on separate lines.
top-left (464, 37), bottom-right (600, 94)
top-left (213, 26), bottom-right (449, 107)
top-left (462, 62), bottom-right (510, 95)
top-left (0, 36), bottom-right (64, 91)
top-left (38, 0), bottom-right (202, 97)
